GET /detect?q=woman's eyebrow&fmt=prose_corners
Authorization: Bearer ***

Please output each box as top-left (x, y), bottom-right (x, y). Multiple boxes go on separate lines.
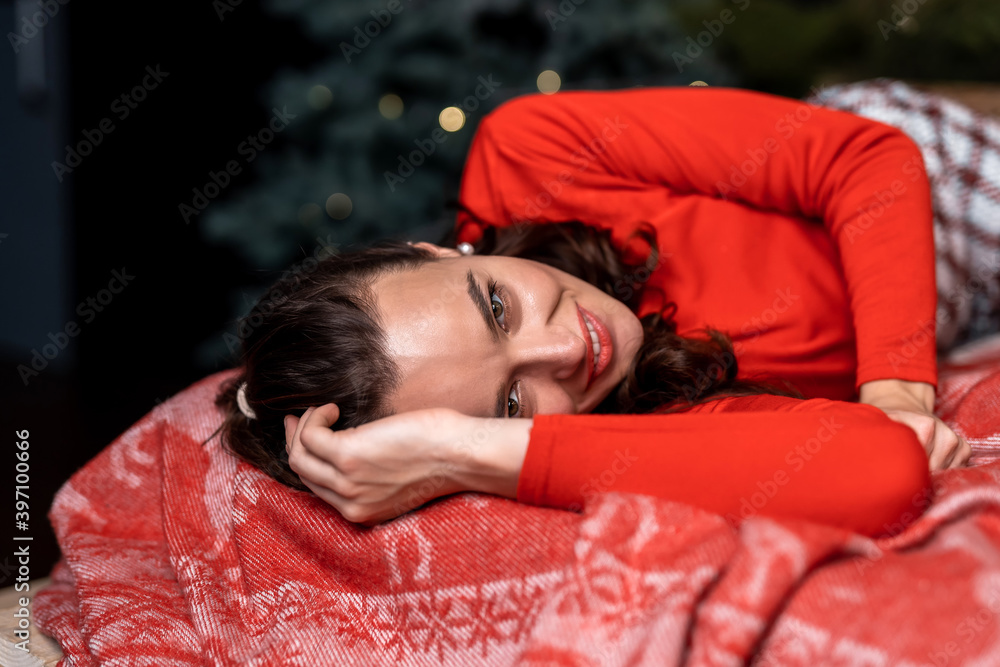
top-left (465, 270), bottom-right (506, 418)
top-left (466, 270), bottom-right (499, 344)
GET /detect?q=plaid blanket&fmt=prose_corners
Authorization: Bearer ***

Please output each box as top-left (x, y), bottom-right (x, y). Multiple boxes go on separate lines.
top-left (30, 333), bottom-right (1000, 666)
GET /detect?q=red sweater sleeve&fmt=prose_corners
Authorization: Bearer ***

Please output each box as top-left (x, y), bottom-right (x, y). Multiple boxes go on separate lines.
top-left (516, 394), bottom-right (932, 538)
top-left (456, 87), bottom-right (937, 393)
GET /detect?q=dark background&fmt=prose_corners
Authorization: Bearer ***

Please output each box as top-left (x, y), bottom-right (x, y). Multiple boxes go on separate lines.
top-left (2, 0), bottom-right (998, 585)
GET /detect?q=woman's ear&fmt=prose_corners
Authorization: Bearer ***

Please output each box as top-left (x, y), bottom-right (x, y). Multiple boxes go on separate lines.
top-left (411, 241), bottom-right (461, 258)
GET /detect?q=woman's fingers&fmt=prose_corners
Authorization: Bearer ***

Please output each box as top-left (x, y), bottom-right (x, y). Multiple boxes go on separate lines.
top-left (297, 404), bottom-right (341, 462)
top-left (925, 418), bottom-right (951, 471)
top-left (285, 406), bottom-right (313, 456)
top-left (297, 474), bottom-right (345, 510)
top-left (296, 464), bottom-right (383, 525)
top-left (285, 404), bottom-right (341, 455)
top-left (283, 412), bottom-right (301, 455)
top-left (880, 408), bottom-right (971, 472)
top-left (279, 404), bottom-right (476, 525)
top-left (301, 403), bottom-right (341, 435)
top-left (285, 407), bottom-right (316, 475)
top-left (284, 405), bottom-right (361, 501)
top-left (947, 434), bottom-right (973, 469)
top-left (927, 419), bottom-right (970, 471)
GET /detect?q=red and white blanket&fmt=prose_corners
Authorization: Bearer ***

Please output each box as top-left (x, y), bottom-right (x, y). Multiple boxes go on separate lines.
top-left (34, 335), bottom-right (1000, 666)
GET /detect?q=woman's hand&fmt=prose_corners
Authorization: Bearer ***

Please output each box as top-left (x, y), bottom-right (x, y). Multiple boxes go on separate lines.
top-left (283, 404), bottom-right (532, 526)
top-left (858, 379), bottom-right (971, 470)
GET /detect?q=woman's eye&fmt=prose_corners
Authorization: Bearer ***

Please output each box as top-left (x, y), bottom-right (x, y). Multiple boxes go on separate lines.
top-left (507, 385), bottom-right (521, 418)
top-left (490, 290), bottom-right (506, 327)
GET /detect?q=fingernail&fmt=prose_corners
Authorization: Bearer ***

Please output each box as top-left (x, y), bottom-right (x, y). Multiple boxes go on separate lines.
top-left (283, 415), bottom-right (290, 429)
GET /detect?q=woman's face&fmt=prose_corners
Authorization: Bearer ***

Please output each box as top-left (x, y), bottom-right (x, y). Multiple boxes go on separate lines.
top-left (372, 242), bottom-right (644, 419)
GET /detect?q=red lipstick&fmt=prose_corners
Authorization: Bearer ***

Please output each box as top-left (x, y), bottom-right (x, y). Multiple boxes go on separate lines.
top-left (578, 306), bottom-right (613, 390)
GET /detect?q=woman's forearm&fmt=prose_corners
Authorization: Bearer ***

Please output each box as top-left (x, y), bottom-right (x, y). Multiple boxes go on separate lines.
top-left (511, 396), bottom-right (932, 537)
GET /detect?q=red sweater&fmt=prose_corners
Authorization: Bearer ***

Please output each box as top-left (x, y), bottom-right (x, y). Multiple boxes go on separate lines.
top-left (454, 87), bottom-right (936, 537)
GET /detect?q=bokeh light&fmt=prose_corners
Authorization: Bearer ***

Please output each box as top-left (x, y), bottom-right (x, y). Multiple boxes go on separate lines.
top-left (536, 70), bottom-right (561, 94)
top-left (307, 85), bottom-right (333, 110)
top-left (438, 106), bottom-right (465, 132)
top-left (325, 193), bottom-right (353, 220)
top-left (379, 93), bottom-right (404, 119)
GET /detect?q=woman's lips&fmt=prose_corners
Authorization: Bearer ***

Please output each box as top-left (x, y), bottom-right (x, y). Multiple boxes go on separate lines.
top-left (578, 306), bottom-right (613, 390)
top-left (576, 307), bottom-right (595, 387)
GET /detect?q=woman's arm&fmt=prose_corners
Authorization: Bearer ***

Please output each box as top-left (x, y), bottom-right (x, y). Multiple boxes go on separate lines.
top-left (284, 394), bottom-right (932, 538)
top-left (517, 394), bottom-right (932, 538)
top-left (457, 87), bottom-right (937, 394)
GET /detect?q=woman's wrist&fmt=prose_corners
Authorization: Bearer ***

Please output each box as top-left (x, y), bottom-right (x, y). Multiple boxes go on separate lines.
top-left (858, 379), bottom-right (935, 412)
top-left (446, 416), bottom-right (532, 500)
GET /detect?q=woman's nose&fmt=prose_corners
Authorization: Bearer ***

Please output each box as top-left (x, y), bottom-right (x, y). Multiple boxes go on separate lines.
top-left (512, 323), bottom-right (588, 380)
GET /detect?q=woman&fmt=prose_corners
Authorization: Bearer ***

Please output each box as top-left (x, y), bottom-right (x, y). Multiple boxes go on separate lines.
top-left (216, 83), bottom-right (981, 538)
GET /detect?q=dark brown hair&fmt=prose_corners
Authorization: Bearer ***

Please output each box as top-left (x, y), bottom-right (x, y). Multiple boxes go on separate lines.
top-left (212, 242), bottom-right (437, 489)
top-left (214, 220), bottom-right (802, 490)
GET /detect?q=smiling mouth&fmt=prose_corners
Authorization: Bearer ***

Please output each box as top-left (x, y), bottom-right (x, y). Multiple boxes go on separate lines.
top-left (579, 306), bottom-right (613, 390)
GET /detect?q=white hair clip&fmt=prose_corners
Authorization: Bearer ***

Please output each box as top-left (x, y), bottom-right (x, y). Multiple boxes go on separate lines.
top-left (457, 242), bottom-right (474, 256)
top-left (236, 382), bottom-right (257, 420)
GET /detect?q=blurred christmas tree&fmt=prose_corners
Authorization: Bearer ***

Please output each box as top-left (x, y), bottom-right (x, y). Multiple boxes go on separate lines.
top-left (674, 0), bottom-right (1000, 98)
top-left (193, 0), bottom-right (998, 367)
top-left (198, 0), bottom-right (735, 274)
